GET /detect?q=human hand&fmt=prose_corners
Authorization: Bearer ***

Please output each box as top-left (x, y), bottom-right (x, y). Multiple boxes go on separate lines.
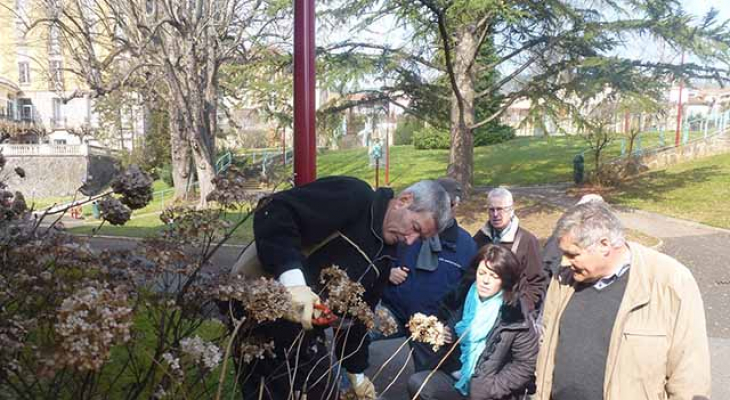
top-left (284, 285), bottom-right (320, 330)
top-left (443, 327), bottom-right (454, 343)
top-left (389, 266), bottom-right (409, 285)
top-left (346, 372), bottom-right (377, 400)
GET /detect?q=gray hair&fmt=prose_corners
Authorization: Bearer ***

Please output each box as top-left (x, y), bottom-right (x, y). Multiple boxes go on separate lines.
top-left (554, 202), bottom-right (625, 249)
top-left (400, 180), bottom-right (453, 233)
top-left (487, 187), bottom-right (514, 205)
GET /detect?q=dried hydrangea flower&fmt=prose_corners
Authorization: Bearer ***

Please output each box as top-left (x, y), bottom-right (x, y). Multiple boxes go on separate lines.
top-left (206, 165), bottom-right (258, 207)
top-left (216, 276), bottom-right (292, 323)
top-left (375, 307), bottom-right (399, 337)
top-left (180, 335), bottom-right (222, 370)
top-left (54, 283), bottom-right (133, 371)
top-left (237, 338), bottom-right (275, 364)
top-left (320, 266), bottom-right (374, 330)
top-left (98, 197), bottom-right (132, 225)
top-left (111, 165), bottom-right (153, 210)
top-left (407, 313), bottom-right (447, 352)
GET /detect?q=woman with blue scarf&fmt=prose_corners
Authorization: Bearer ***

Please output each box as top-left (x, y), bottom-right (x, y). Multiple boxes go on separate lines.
top-left (407, 244), bottom-right (539, 400)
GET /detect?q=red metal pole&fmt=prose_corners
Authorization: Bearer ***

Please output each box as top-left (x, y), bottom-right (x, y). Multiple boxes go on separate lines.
top-left (675, 51), bottom-right (685, 147)
top-left (384, 103), bottom-right (390, 186)
top-left (293, 0), bottom-right (316, 186)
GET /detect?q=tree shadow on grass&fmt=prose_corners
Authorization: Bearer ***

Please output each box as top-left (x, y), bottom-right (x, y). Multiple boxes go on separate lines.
top-left (610, 166), bottom-right (717, 207)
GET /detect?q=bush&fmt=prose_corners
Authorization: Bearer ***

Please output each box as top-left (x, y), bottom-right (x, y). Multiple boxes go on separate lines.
top-left (393, 117), bottom-right (424, 145)
top-left (473, 124), bottom-right (516, 147)
top-left (413, 126), bottom-right (451, 150)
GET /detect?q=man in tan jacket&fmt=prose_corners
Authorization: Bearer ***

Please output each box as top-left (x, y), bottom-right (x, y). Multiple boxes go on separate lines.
top-left (535, 202), bottom-right (710, 400)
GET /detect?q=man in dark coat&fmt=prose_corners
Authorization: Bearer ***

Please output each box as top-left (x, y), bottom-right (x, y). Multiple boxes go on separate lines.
top-left (380, 177), bottom-right (478, 371)
top-left (247, 176), bottom-right (452, 400)
top-left (473, 187), bottom-right (547, 314)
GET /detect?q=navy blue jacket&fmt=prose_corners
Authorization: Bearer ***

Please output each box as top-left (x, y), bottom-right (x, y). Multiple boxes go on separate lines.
top-left (382, 220), bottom-right (477, 323)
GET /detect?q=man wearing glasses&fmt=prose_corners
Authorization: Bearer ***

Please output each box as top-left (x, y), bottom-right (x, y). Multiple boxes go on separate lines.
top-left (473, 187), bottom-right (547, 314)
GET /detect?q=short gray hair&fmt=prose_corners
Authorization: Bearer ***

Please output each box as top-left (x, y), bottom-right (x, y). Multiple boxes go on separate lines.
top-left (400, 180), bottom-right (453, 233)
top-left (488, 187), bottom-right (514, 205)
top-left (554, 202), bottom-right (625, 249)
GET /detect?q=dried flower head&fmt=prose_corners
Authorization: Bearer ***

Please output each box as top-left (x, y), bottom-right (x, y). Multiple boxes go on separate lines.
top-left (206, 165), bottom-right (258, 207)
top-left (407, 313), bottom-right (447, 352)
top-left (55, 283), bottom-right (133, 371)
top-left (98, 197), bottom-right (132, 225)
top-left (375, 307), bottom-right (399, 337)
top-left (160, 207), bottom-right (230, 244)
top-left (237, 337), bottom-right (275, 364)
top-left (111, 165), bottom-right (153, 210)
top-left (320, 266), bottom-right (374, 330)
top-left (216, 276), bottom-right (292, 323)
top-left (14, 167), bottom-right (25, 178)
top-left (180, 336), bottom-right (222, 370)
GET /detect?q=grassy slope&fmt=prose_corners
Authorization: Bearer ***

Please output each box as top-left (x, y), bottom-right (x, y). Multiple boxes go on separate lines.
top-left (609, 152), bottom-right (730, 229)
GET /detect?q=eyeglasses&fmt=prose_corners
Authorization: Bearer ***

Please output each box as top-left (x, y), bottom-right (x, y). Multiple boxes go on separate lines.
top-left (488, 206), bottom-right (513, 214)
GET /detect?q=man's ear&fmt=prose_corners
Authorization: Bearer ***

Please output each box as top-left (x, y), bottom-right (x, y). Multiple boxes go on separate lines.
top-left (598, 237), bottom-right (612, 255)
top-left (395, 192), bottom-right (414, 209)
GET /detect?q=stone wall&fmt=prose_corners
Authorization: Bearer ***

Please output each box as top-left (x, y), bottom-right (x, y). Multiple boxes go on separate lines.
top-left (4, 154), bottom-right (118, 198)
top-left (639, 133), bottom-right (730, 170)
top-left (596, 132), bottom-right (730, 183)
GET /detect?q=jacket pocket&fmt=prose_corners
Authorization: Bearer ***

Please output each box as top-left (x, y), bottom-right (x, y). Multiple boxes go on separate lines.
top-left (622, 329), bottom-right (668, 394)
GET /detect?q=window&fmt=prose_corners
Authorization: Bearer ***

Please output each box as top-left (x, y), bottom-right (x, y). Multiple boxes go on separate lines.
top-left (18, 99), bottom-right (33, 121)
top-left (18, 62), bottom-right (30, 84)
top-left (49, 24), bottom-right (62, 55)
top-left (49, 60), bottom-right (64, 89)
top-left (54, 139), bottom-right (67, 145)
top-left (52, 98), bottom-right (63, 124)
top-left (6, 101), bottom-right (15, 120)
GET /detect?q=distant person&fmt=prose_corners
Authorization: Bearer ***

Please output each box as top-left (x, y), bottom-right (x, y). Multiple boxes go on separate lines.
top-left (535, 202), bottom-right (710, 400)
top-left (473, 188), bottom-right (546, 314)
top-left (407, 244), bottom-right (539, 400)
top-left (542, 194), bottom-right (604, 280)
top-left (379, 177), bottom-right (478, 371)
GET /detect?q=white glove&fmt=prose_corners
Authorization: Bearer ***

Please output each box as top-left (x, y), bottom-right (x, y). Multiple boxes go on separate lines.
top-left (347, 372), bottom-right (377, 400)
top-left (284, 285), bottom-right (320, 330)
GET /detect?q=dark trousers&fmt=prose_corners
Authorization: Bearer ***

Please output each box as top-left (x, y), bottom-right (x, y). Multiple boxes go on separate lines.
top-left (237, 321), bottom-right (340, 400)
top-left (407, 370), bottom-right (465, 400)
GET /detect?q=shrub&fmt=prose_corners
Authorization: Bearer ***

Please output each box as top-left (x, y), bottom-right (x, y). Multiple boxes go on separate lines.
top-left (413, 126), bottom-right (451, 150)
top-left (394, 117), bottom-right (424, 145)
top-left (473, 124), bottom-right (516, 147)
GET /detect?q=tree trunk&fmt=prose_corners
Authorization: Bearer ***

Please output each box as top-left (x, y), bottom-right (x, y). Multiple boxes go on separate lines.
top-left (448, 27), bottom-right (477, 196)
top-left (169, 106), bottom-right (191, 200)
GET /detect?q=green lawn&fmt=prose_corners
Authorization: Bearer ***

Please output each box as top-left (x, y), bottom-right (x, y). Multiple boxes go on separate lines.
top-left (70, 210), bottom-right (254, 244)
top-left (319, 136), bottom-right (593, 190)
top-left (609, 152), bottom-right (730, 229)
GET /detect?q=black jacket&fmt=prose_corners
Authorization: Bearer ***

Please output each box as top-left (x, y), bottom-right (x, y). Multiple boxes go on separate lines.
top-left (253, 176), bottom-right (396, 372)
top-left (473, 226), bottom-right (547, 314)
top-left (436, 280), bottom-right (539, 400)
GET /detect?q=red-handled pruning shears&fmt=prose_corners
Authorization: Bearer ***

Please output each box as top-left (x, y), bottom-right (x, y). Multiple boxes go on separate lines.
top-left (312, 303), bottom-right (339, 326)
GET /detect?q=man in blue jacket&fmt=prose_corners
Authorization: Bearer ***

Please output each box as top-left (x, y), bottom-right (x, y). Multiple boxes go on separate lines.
top-left (379, 177), bottom-right (478, 372)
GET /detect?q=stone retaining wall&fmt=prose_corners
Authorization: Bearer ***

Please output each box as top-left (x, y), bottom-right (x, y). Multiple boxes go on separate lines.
top-left (4, 153), bottom-right (118, 198)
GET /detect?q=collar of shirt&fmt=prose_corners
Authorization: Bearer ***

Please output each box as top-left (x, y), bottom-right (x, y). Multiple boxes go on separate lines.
top-left (593, 249), bottom-right (632, 290)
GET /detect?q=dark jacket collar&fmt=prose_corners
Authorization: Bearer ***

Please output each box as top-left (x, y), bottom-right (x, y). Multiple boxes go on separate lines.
top-left (439, 219), bottom-right (459, 250)
top-left (371, 187), bottom-right (396, 257)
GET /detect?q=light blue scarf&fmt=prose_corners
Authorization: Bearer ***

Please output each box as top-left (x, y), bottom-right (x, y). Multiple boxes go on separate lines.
top-left (453, 283), bottom-right (503, 396)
